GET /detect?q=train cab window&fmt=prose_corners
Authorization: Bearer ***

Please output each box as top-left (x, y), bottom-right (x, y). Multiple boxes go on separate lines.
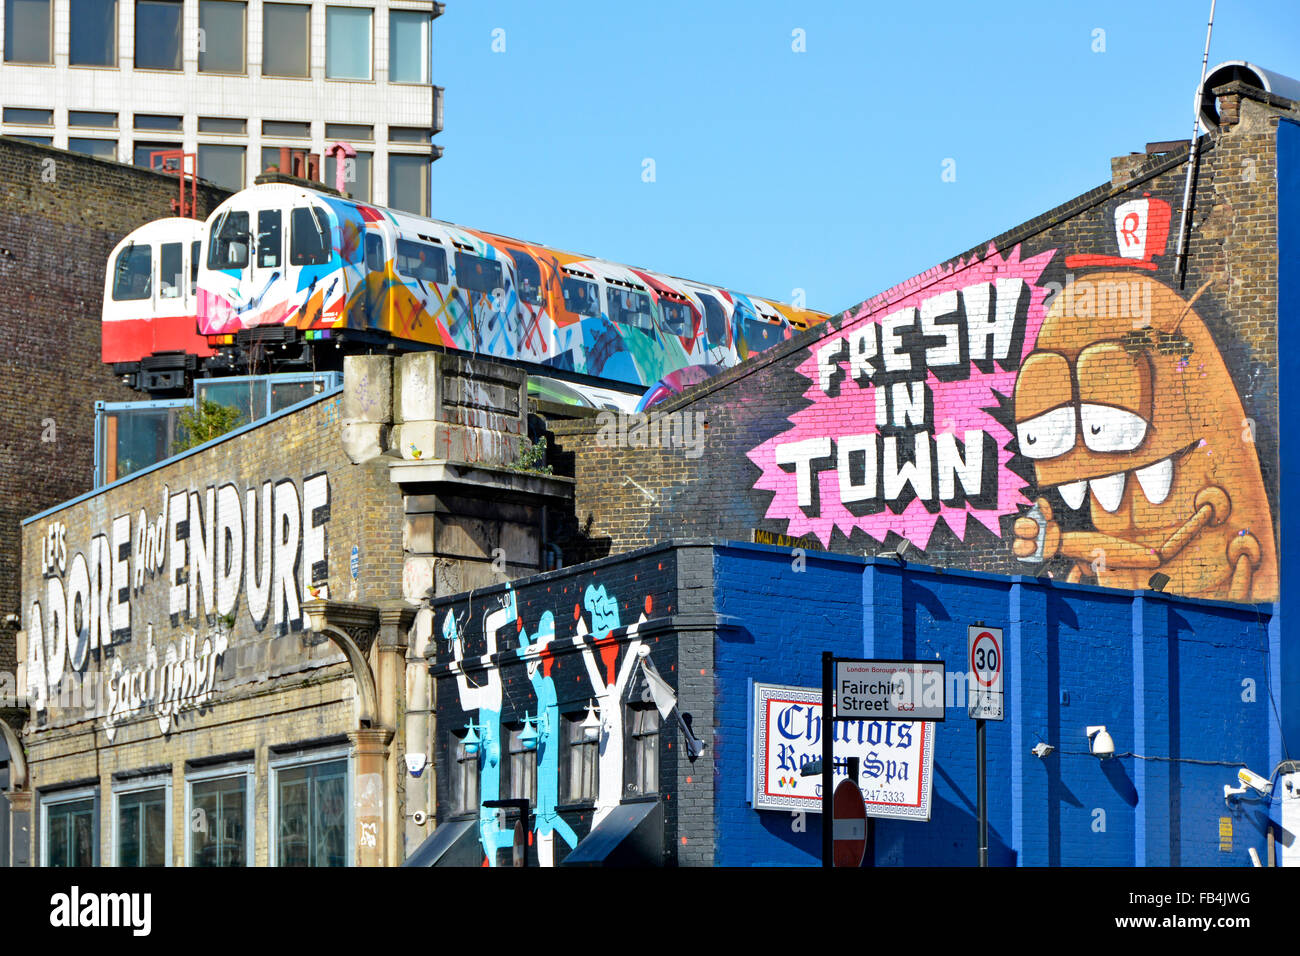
top-left (257, 210), bottom-right (283, 269)
top-left (507, 250), bottom-right (543, 305)
top-left (660, 300), bottom-right (693, 337)
top-left (290, 207), bottom-right (332, 266)
top-left (159, 242), bottom-right (183, 298)
top-left (698, 292), bottom-right (728, 347)
top-left (365, 233), bottom-right (386, 273)
top-left (395, 239), bottom-right (447, 283)
top-left (454, 251), bottom-right (503, 295)
top-left (190, 240), bottom-right (201, 293)
top-left (607, 287), bottom-right (654, 332)
top-left (207, 210), bottom-right (250, 269)
top-left (112, 244), bottom-right (153, 301)
top-left (561, 276), bottom-right (601, 317)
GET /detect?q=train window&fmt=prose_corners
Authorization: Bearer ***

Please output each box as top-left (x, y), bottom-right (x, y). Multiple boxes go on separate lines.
top-left (396, 239), bottom-right (447, 284)
top-left (365, 233), bottom-right (386, 274)
top-left (607, 287), bottom-right (654, 332)
top-left (698, 292), bottom-right (728, 346)
top-left (159, 243), bottom-right (183, 298)
top-left (507, 250), bottom-right (543, 305)
top-left (207, 210), bottom-right (250, 269)
top-left (739, 313), bottom-right (784, 352)
top-left (190, 240), bottom-right (200, 293)
top-left (561, 276), bottom-right (600, 317)
top-left (660, 300), bottom-right (693, 337)
top-left (111, 244), bottom-right (153, 301)
top-left (257, 210), bottom-right (282, 269)
top-left (290, 207), bottom-right (331, 266)
top-left (454, 251), bottom-right (503, 295)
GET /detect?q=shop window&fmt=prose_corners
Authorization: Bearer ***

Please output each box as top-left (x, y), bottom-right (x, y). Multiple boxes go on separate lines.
top-left (324, 150), bottom-right (373, 202)
top-left (387, 153), bottom-right (428, 215)
top-left (42, 789), bottom-right (98, 867)
top-left (290, 206), bottom-right (332, 266)
top-left (506, 725), bottom-right (536, 804)
top-left (4, 0), bottom-right (51, 64)
top-left (69, 137), bottom-right (118, 161)
top-left (625, 706), bottom-right (659, 796)
top-left (114, 780), bottom-right (169, 866)
top-left (135, 0), bottom-right (183, 71)
top-left (262, 3), bottom-right (309, 77)
top-left (111, 243), bottom-right (152, 301)
top-left (389, 9), bottom-right (429, 84)
top-left (325, 5), bottom-right (371, 80)
top-left (564, 713), bottom-right (598, 803)
top-left (198, 0), bottom-right (245, 74)
top-left (450, 734), bottom-right (478, 815)
top-left (70, 0), bottom-right (116, 66)
top-left (271, 754), bottom-right (348, 867)
top-left (198, 143), bottom-right (245, 192)
top-left (187, 769), bottom-right (250, 867)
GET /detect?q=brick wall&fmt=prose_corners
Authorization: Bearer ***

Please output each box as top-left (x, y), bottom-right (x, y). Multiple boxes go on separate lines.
top-left (0, 138), bottom-right (229, 689)
top-left (549, 94), bottom-right (1298, 610)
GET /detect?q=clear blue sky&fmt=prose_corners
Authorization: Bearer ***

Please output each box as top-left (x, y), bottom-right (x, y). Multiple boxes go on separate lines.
top-left (429, 0), bottom-right (1299, 315)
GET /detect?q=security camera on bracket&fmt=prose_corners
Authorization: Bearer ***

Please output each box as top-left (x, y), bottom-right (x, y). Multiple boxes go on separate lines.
top-left (1224, 767), bottom-right (1273, 804)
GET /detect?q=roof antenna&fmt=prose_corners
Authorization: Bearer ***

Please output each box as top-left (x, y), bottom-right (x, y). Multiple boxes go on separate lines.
top-left (1173, 0), bottom-right (1217, 288)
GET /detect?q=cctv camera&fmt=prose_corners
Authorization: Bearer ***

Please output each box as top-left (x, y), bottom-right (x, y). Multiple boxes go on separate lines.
top-left (1237, 767), bottom-right (1273, 795)
top-left (1086, 726), bottom-right (1115, 759)
top-left (412, 810), bottom-right (428, 826)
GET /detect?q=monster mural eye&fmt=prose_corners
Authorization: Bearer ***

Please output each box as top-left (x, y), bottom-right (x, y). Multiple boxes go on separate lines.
top-left (1078, 404), bottom-right (1148, 453)
top-left (1015, 406), bottom-right (1076, 459)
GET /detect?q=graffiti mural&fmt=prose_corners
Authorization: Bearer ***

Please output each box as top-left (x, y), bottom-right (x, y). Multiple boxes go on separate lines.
top-left (431, 559), bottom-right (692, 866)
top-left (748, 193), bottom-right (1277, 602)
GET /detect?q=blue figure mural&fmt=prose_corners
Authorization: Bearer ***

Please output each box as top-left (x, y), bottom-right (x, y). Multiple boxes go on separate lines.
top-left (515, 609), bottom-right (579, 865)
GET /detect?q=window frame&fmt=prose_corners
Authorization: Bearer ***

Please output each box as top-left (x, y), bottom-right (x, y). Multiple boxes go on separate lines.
top-left (505, 724), bottom-right (537, 806)
top-left (324, 4), bottom-right (373, 81)
top-left (562, 710), bottom-right (599, 806)
top-left (197, 0), bottom-right (247, 74)
top-left (624, 704), bottom-right (660, 798)
top-left (184, 762), bottom-right (253, 868)
top-left (261, 1), bottom-right (310, 78)
top-left (111, 242), bottom-right (153, 301)
top-left (69, 0), bottom-right (118, 67)
top-left (268, 746), bottom-right (352, 867)
top-left (395, 237), bottom-right (447, 284)
top-left (3, 0), bottom-right (53, 65)
top-left (449, 732), bottom-right (479, 816)
top-left (386, 152), bottom-right (429, 216)
top-left (290, 205), bottom-right (333, 267)
top-left (40, 785), bottom-right (99, 867)
top-left (133, 0), bottom-right (184, 72)
top-left (453, 250), bottom-right (503, 296)
top-left (388, 7), bottom-right (430, 85)
top-left (111, 774), bottom-right (172, 867)
top-left (206, 208), bottom-right (251, 270)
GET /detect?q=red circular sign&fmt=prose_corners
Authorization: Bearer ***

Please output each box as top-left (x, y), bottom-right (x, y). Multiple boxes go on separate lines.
top-left (971, 631), bottom-right (1001, 688)
top-left (832, 779), bottom-right (867, 867)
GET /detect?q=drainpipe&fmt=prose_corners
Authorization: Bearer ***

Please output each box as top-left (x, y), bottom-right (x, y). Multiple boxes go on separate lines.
top-left (405, 607), bottom-right (435, 857)
top-left (1174, 0), bottom-right (1216, 286)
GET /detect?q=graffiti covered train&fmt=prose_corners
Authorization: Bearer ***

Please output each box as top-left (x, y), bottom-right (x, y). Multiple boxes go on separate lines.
top-left (104, 179), bottom-right (827, 394)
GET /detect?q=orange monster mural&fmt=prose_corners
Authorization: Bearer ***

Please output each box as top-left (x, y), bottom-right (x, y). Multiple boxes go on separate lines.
top-left (1011, 197), bottom-right (1277, 602)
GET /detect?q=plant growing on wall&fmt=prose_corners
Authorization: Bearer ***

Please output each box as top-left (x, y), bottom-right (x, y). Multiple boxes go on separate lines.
top-left (510, 436), bottom-right (553, 475)
top-left (172, 397), bottom-right (244, 455)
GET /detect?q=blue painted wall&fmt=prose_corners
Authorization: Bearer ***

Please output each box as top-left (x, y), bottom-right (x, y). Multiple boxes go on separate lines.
top-left (712, 542), bottom-right (1276, 867)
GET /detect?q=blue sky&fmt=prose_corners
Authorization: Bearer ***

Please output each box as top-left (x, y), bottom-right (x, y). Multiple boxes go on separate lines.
top-left (429, 0), bottom-right (1300, 316)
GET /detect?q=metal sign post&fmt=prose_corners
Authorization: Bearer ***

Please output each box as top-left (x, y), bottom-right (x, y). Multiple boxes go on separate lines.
top-left (967, 623), bottom-right (1004, 868)
top-left (821, 651), bottom-right (833, 868)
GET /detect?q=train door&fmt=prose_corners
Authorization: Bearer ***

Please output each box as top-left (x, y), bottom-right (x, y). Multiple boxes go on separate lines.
top-left (254, 206), bottom-right (285, 292)
top-left (364, 231), bottom-right (386, 330)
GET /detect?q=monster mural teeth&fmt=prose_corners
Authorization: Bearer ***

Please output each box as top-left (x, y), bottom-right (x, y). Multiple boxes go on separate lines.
top-left (1011, 196), bottom-right (1276, 601)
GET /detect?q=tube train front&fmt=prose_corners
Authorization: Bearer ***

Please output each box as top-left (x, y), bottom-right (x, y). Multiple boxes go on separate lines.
top-left (194, 182), bottom-right (825, 388)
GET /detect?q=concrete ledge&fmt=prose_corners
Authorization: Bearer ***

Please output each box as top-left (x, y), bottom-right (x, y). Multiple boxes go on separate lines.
top-left (387, 458), bottom-right (575, 501)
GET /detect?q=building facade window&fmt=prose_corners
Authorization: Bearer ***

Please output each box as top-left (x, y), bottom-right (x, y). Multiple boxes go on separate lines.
top-left (564, 712), bottom-right (598, 803)
top-left (133, 140), bottom-right (180, 168)
top-left (69, 110), bottom-right (117, 128)
top-left (506, 725), bottom-right (537, 804)
top-left (325, 5), bottom-right (371, 80)
top-left (3, 106), bottom-right (53, 125)
top-left (198, 142), bottom-right (245, 191)
top-left (113, 778), bottom-right (169, 866)
top-left (449, 734), bottom-right (478, 814)
top-left (68, 137), bottom-right (118, 160)
top-left (198, 0), bottom-right (245, 74)
top-left (270, 753), bottom-right (348, 867)
top-left (387, 153), bottom-right (428, 215)
top-left (625, 706), bottom-right (659, 796)
top-left (388, 9), bottom-right (429, 84)
top-left (387, 125), bottom-right (429, 143)
top-left (42, 788), bottom-right (98, 867)
top-left (4, 0), bottom-right (51, 63)
top-left (187, 767), bottom-right (250, 867)
top-left (12, 134), bottom-right (53, 144)
top-left (135, 0), bottom-right (183, 71)
top-left (70, 0), bottom-right (117, 66)
top-left (198, 116), bottom-right (245, 134)
top-left (326, 122), bottom-right (372, 141)
top-left (134, 113), bottom-right (182, 131)
top-left (262, 2), bottom-right (309, 77)
top-left (262, 119), bottom-right (310, 138)
top-left (324, 150), bottom-right (372, 201)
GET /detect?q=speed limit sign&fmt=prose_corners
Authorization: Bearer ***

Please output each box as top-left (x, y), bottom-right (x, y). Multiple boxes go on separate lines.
top-left (968, 625), bottom-right (1004, 720)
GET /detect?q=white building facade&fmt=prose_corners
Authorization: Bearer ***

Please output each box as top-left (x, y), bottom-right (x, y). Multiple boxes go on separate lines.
top-left (0, 0), bottom-right (443, 212)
